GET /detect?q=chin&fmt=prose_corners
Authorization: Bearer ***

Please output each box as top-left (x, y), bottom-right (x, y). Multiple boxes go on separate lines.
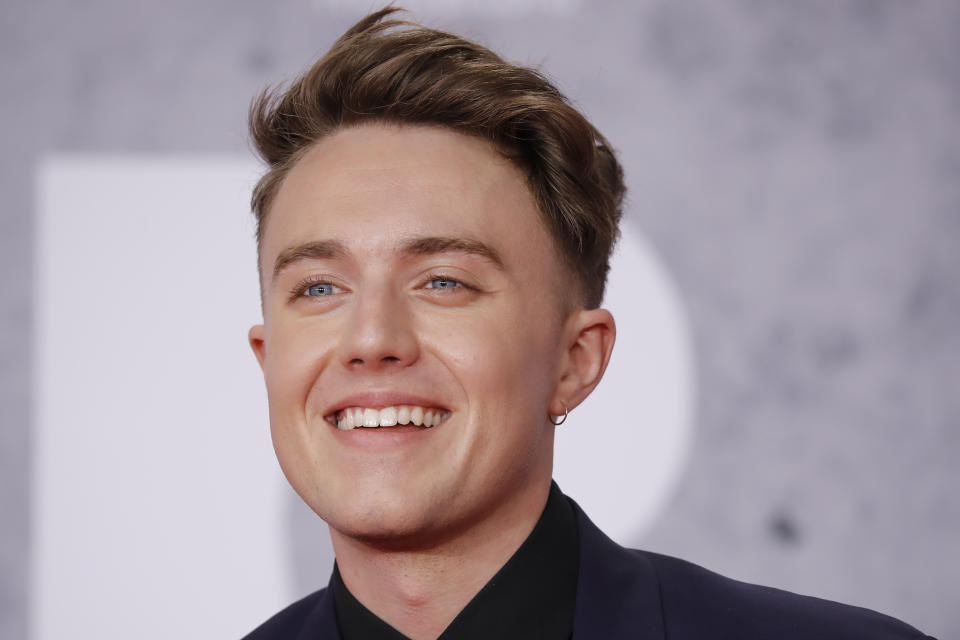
top-left (324, 497), bottom-right (451, 550)
top-left (320, 473), bottom-right (481, 548)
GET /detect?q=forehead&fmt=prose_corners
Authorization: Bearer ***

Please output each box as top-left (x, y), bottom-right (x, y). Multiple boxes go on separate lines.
top-left (260, 123), bottom-right (559, 276)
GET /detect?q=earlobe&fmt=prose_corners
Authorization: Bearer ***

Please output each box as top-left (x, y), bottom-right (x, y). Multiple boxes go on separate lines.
top-left (550, 309), bottom-right (616, 416)
top-left (248, 324), bottom-right (267, 370)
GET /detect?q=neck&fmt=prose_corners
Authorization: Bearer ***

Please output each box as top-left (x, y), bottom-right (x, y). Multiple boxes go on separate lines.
top-left (329, 479), bottom-right (552, 640)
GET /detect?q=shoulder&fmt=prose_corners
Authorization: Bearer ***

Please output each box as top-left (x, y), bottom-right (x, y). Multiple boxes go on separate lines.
top-left (567, 492), bottom-right (934, 639)
top-left (638, 550), bottom-right (933, 639)
top-left (241, 588), bottom-right (328, 640)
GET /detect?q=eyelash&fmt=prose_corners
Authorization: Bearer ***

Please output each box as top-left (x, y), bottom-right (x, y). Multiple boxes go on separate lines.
top-left (421, 272), bottom-right (474, 292)
top-left (288, 272), bottom-right (477, 303)
top-left (289, 275), bottom-right (340, 302)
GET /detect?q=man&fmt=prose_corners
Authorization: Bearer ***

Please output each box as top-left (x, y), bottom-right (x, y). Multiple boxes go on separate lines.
top-left (242, 8), bottom-right (933, 640)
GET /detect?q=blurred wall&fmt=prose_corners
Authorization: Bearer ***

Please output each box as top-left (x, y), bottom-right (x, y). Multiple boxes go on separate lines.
top-left (2, 0), bottom-right (958, 638)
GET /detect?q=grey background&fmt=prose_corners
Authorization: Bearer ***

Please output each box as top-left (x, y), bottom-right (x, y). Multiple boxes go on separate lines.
top-left (2, 0), bottom-right (958, 638)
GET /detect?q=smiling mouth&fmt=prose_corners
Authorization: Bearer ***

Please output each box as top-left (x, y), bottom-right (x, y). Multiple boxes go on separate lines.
top-left (328, 406), bottom-right (451, 430)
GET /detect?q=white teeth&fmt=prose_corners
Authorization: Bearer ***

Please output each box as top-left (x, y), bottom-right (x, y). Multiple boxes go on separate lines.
top-left (410, 406), bottom-right (424, 426)
top-left (333, 405), bottom-right (446, 429)
top-left (380, 406), bottom-right (398, 426)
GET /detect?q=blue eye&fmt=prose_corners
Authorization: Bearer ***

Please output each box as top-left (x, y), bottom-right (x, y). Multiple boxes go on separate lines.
top-left (305, 282), bottom-right (341, 297)
top-left (426, 277), bottom-right (461, 290)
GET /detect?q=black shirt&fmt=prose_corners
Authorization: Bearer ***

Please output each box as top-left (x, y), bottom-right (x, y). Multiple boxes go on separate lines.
top-left (331, 482), bottom-right (579, 640)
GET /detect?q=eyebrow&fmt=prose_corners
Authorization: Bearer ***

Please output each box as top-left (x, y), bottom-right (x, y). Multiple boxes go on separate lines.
top-left (272, 240), bottom-right (346, 281)
top-left (271, 235), bottom-right (504, 282)
top-left (400, 236), bottom-right (505, 270)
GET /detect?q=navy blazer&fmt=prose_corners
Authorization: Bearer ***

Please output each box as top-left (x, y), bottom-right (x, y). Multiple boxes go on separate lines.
top-left (244, 495), bottom-right (934, 639)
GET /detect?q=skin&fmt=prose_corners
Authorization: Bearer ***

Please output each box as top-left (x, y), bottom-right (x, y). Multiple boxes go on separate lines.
top-left (249, 123), bottom-right (615, 640)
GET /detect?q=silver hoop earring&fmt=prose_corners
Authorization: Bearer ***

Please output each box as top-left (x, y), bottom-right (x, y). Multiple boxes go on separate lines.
top-left (549, 401), bottom-right (568, 426)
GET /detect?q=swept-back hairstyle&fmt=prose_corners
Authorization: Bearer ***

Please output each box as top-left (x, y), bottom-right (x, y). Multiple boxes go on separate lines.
top-left (249, 7), bottom-right (625, 308)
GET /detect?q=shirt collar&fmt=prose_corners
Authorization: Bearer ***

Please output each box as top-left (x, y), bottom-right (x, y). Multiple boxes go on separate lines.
top-left (332, 481), bottom-right (579, 640)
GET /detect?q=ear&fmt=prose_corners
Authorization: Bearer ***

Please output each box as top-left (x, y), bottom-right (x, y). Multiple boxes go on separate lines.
top-left (248, 324), bottom-right (267, 370)
top-left (550, 309), bottom-right (616, 416)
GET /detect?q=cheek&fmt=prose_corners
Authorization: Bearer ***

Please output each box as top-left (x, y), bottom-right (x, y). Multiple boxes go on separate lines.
top-left (422, 303), bottom-right (558, 411)
top-left (262, 318), bottom-right (327, 419)
top-left (261, 319), bottom-right (334, 500)
top-left (452, 315), bottom-right (558, 479)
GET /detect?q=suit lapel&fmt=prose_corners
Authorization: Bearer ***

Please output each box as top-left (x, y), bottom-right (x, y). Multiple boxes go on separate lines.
top-left (569, 497), bottom-right (666, 640)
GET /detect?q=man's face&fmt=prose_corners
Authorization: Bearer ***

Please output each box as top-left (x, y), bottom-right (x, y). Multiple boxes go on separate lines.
top-left (251, 124), bottom-right (572, 544)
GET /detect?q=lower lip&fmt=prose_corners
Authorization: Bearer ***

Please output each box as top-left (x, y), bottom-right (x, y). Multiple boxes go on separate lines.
top-left (327, 419), bottom-right (445, 449)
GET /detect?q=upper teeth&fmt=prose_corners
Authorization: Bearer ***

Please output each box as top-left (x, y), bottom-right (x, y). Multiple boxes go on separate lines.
top-left (335, 406), bottom-right (448, 430)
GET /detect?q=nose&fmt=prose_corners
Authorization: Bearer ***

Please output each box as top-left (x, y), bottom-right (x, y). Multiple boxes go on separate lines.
top-left (336, 285), bottom-right (420, 371)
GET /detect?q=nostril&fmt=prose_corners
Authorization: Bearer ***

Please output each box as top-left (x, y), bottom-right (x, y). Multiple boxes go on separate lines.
top-left (348, 355), bottom-right (404, 367)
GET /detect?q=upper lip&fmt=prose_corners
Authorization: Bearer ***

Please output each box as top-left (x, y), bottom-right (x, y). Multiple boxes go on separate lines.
top-left (323, 391), bottom-right (451, 420)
